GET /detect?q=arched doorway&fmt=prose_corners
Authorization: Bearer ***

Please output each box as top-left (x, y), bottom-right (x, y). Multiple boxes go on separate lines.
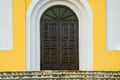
top-left (26, 0), bottom-right (93, 71)
top-left (40, 6), bottom-right (79, 70)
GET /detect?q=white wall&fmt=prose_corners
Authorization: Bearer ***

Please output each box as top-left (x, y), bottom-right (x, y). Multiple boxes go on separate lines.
top-left (0, 0), bottom-right (12, 50)
top-left (107, 0), bottom-right (120, 50)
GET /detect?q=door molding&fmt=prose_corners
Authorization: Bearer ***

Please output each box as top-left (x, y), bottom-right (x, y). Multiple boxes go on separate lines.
top-left (26, 0), bottom-right (93, 71)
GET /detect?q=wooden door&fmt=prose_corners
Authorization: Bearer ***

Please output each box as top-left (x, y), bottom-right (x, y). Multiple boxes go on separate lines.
top-left (59, 22), bottom-right (79, 70)
top-left (40, 6), bottom-right (79, 70)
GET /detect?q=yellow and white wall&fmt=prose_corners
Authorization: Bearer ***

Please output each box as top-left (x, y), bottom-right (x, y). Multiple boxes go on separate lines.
top-left (0, 0), bottom-right (30, 71)
top-left (0, 0), bottom-right (120, 71)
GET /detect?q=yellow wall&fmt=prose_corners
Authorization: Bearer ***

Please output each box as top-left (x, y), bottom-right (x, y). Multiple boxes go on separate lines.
top-left (0, 0), bottom-right (25, 71)
top-left (88, 0), bottom-right (120, 70)
top-left (0, 0), bottom-right (31, 72)
top-left (0, 0), bottom-right (120, 71)
top-left (25, 0), bottom-right (32, 12)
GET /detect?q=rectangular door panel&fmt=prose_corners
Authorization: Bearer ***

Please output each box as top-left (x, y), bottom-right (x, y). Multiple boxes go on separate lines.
top-left (41, 21), bottom-right (78, 70)
top-left (60, 22), bottom-right (79, 70)
top-left (41, 22), bottom-right (60, 70)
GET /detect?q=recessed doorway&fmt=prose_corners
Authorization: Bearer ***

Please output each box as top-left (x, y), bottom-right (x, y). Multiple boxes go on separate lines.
top-left (40, 6), bottom-right (79, 70)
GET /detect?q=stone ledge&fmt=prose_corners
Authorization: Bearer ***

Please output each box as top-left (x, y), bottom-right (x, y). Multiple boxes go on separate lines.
top-left (0, 71), bottom-right (120, 80)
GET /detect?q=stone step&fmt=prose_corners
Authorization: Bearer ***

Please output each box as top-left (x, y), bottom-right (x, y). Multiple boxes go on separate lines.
top-left (0, 70), bottom-right (120, 80)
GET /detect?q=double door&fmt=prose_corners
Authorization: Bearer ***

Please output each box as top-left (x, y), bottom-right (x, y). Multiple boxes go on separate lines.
top-left (41, 21), bottom-right (79, 70)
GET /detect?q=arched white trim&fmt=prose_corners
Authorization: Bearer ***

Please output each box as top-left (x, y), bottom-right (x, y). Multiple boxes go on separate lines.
top-left (26, 0), bottom-right (93, 71)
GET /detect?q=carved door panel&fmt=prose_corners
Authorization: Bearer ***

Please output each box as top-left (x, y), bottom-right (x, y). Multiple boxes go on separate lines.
top-left (41, 22), bottom-right (78, 70)
top-left (41, 22), bottom-right (60, 70)
top-left (59, 22), bottom-right (79, 70)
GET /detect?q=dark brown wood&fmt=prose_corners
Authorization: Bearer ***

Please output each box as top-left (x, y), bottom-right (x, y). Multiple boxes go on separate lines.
top-left (40, 6), bottom-right (79, 70)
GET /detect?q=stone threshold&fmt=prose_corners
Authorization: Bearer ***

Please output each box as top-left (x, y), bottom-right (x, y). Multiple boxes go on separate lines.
top-left (0, 70), bottom-right (120, 80)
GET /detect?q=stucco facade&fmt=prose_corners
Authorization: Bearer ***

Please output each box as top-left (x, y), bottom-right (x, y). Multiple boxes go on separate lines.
top-left (0, 0), bottom-right (120, 71)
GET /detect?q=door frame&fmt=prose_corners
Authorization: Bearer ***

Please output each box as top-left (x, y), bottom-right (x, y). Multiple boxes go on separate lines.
top-left (26, 0), bottom-right (93, 71)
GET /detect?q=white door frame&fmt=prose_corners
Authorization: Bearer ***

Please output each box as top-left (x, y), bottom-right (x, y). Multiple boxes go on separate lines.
top-left (26, 0), bottom-right (93, 71)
